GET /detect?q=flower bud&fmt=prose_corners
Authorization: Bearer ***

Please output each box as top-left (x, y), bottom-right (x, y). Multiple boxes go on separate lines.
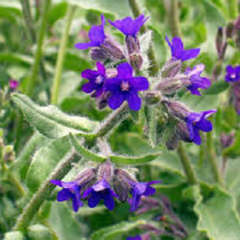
top-left (113, 168), bottom-right (136, 201)
top-left (162, 100), bottom-right (190, 120)
top-left (98, 161), bottom-right (114, 182)
top-left (161, 59), bottom-right (182, 78)
top-left (125, 35), bottom-right (143, 71)
top-left (166, 135), bottom-right (179, 150)
top-left (3, 145), bottom-right (15, 162)
top-left (96, 91), bottom-right (111, 110)
top-left (220, 132), bottom-right (235, 148)
top-left (90, 36), bottom-right (126, 62)
top-left (175, 122), bottom-right (192, 142)
top-left (144, 91), bottom-right (161, 105)
top-left (155, 75), bottom-right (190, 95)
top-left (216, 27), bottom-right (224, 59)
top-left (233, 81), bottom-right (240, 114)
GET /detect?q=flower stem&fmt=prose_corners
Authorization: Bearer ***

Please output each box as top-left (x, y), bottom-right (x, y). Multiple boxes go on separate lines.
top-left (166, 0), bottom-right (181, 37)
top-left (13, 150), bottom-right (79, 232)
top-left (206, 132), bottom-right (224, 186)
top-left (25, 0), bottom-right (51, 97)
top-left (177, 143), bottom-right (198, 185)
top-left (128, 0), bottom-right (159, 76)
top-left (51, 6), bottom-right (75, 104)
top-left (227, 0), bottom-right (238, 20)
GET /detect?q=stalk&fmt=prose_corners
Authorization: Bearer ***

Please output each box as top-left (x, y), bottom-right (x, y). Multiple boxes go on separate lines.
top-left (51, 6), bottom-right (75, 104)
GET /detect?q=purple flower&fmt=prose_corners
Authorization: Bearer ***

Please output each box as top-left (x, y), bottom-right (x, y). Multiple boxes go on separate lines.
top-left (82, 179), bottom-right (118, 211)
top-left (81, 62), bottom-right (106, 97)
top-left (9, 79), bottom-right (19, 90)
top-left (166, 36), bottom-right (200, 62)
top-left (186, 110), bottom-right (217, 145)
top-left (75, 15), bottom-right (106, 50)
top-left (105, 62), bottom-right (149, 111)
top-left (108, 14), bottom-right (149, 37)
top-left (127, 236), bottom-right (141, 240)
top-left (225, 65), bottom-right (240, 82)
top-left (50, 180), bottom-right (83, 212)
top-left (129, 181), bottom-right (161, 212)
top-left (185, 64), bottom-right (211, 95)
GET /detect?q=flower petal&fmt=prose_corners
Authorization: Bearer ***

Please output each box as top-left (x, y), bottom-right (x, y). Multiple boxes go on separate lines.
top-left (96, 62), bottom-right (105, 75)
top-left (144, 186), bottom-right (156, 196)
top-left (88, 25), bottom-right (105, 45)
top-left (130, 192), bottom-right (141, 212)
top-left (81, 69), bottom-right (98, 79)
top-left (72, 196), bottom-right (80, 212)
top-left (195, 119), bottom-right (213, 132)
top-left (108, 93), bottom-right (125, 110)
top-left (127, 92), bottom-right (141, 111)
top-left (75, 42), bottom-right (97, 50)
top-left (57, 189), bottom-right (72, 202)
top-left (192, 128), bottom-right (202, 145)
top-left (103, 192), bottom-right (115, 211)
top-left (117, 62), bottom-right (133, 79)
top-left (130, 77), bottom-right (149, 91)
top-left (88, 192), bottom-right (102, 208)
top-left (105, 78), bottom-right (121, 92)
top-left (50, 179), bottom-right (63, 187)
top-left (82, 82), bottom-right (95, 93)
top-left (181, 48), bottom-right (200, 61)
top-left (171, 37), bottom-right (184, 57)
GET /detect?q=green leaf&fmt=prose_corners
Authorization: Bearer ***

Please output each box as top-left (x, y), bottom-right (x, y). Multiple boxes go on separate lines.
top-left (26, 136), bottom-right (72, 192)
top-left (129, 109), bottom-right (139, 123)
top-left (0, 1), bottom-right (22, 22)
top-left (27, 225), bottom-right (52, 240)
top-left (48, 2), bottom-right (68, 25)
top-left (68, 0), bottom-right (131, 17)
top-left (146, 107), bottom-right (157, 148)
top-left (110, 153), bottom-right (160, 165)
top-left (49, 202), bottom-right (84, 240)
top-left (12, 132), bottom-right (49, 179)
top-left (91, 220), bottom-right (146, 240)
top-left (194, 187), bottom-right (240, 240)
top-left (12, 93), bottom-right (98, 139)
top-left (205, 81), bottom-right (229, 95)
top-left (69, 133), bottom-right (106, 162)
top-left (3, 231), bottom-right (25, 240)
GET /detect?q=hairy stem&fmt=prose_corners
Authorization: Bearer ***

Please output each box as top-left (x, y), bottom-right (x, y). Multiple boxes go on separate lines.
top-left (14, 150), bottom-right (79, 232)
top-left (51, 6), bottom-right (75, 104)
top-left (177, 143), bottom-right (198, 185)
top-left (26, 0), bottom-right (51, 97)
top-left (167, 0), bottom-right (181, 37)
top-left (206, 132), bottom-right (224, 186)
top-left (128, 0), bottom-right (159, 76)
top-left (20, 0), bottom-right (36, 42)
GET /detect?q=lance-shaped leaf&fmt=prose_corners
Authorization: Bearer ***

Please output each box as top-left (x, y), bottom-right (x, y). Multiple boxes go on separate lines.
top-left (109, 152), bottom-right (160, 165)
top-left (69, 133), bottom-right (106, 162)
top-left (26, 136), bottom-right (72, 192)
top-left (27, 224), bottom-right (53, 240)
top-left (91, 220), bottom-right (146, 240)
top-left (4, 231), bottom-right (25, 240)
top-left (194, 187), bottom-right (240, 240)
top-left (12, 93), bottom-right (98, 139)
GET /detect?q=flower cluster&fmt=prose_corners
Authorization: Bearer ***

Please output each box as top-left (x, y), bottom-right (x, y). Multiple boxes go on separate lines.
top-left (225, 65), bottom-right (240, 115)
top-left (76, 14), bottom-right (149, 111)
top-left (51, 161), bottom-right (161, 212)
top-left (152, 36), bottom-right (216, 146)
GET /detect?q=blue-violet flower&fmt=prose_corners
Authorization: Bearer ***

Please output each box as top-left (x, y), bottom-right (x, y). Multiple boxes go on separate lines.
top-left (185, 64), bottom-right (211, 96)
top-left (225, 65), bottom-right (240, 82)
top-left (129, 181), bottom-right (161, 212)
top-left (108, 14), bottom-right (149, 37)
top-left (186, 110), bottom-right (217, 145)
top-left (75, 15), bottom-right (106, 50)
top-left (81, 62), bottom-right (106, 97)
top-left (166, 36), bottom-right (200, 62)
top-left (82, 179), bottom-right (118, 211)
top-left (105, 62), bottom-right (149, 111)
top-left (50, 180), bottom-right (83, 212)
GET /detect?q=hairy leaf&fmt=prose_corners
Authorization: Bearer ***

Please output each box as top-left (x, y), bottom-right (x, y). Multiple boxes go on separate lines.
top-left (26, 136), bottom-right (72, 192)
top-left (12, 93), bottom-right (98, 139)
top-left (194, 187), bottom-right (240, 240)
top-left (91, 220), bottom-right (146, 240)
top-left (3, 231), bottom-right (25, 240)
top-left (69, 133), bottom-right (106, 162)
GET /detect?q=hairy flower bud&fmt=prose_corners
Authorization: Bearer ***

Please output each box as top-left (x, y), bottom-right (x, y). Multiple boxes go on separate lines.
top-left (144, 91), bottom-right (161, 105)
top-left (220, 132), bottom-right (235, 148)
top-left (96, 91), bottom-right (111, 110)
top-left (162, 100), bottom-right (190, 120)
top-left (175, 122), bottom-right (192, 142)
top-left (161, 59), bottom-right (182, 78)
top-left (98, 161), bottom-right (114, 182)
top-left (113, 168), bottom-right (136, 201)
top-left (126, 35), bottom-right (143, 71)
top-left (155, 75), bottom-right (190, 95)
